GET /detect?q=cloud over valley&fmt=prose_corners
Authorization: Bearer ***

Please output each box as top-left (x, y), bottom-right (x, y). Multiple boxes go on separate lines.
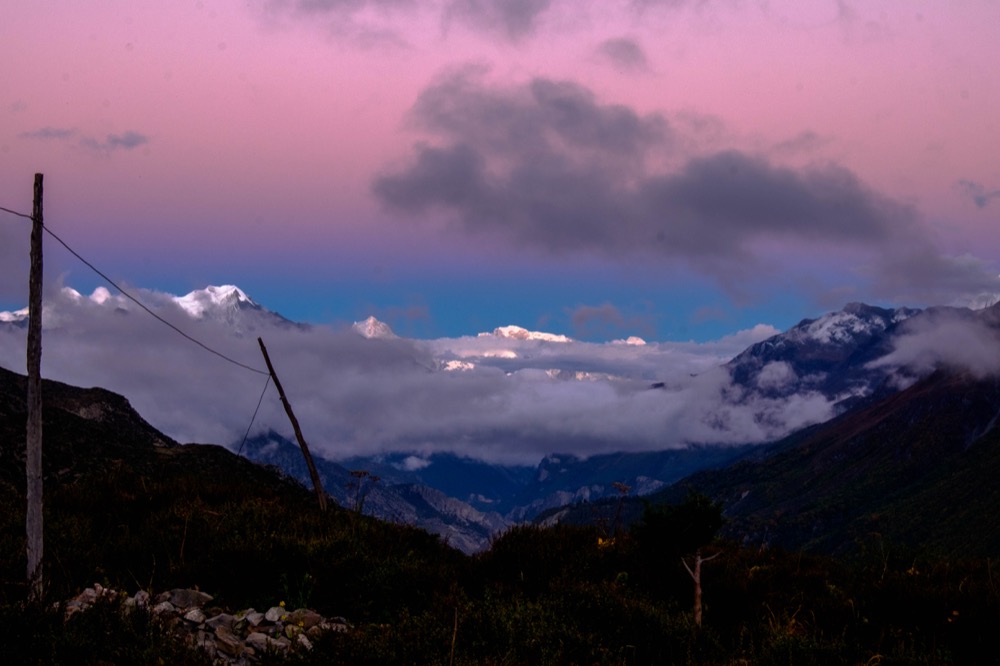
top-left (2, 285), bottom-right (839, 466)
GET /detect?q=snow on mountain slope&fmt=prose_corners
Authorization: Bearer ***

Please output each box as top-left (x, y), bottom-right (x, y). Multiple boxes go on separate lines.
top-left (175, 285), bottom-right (258, 318)
top-left (727, 302), bottom-right (923, 405)
top-left (482, 325), bottom-right (573, 343)
top-left (353, 315), bottom-right (397, 339)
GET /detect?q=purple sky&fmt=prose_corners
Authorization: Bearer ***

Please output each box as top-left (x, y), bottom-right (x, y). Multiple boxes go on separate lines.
top-left (3, 1), bottom-right (1000, 342)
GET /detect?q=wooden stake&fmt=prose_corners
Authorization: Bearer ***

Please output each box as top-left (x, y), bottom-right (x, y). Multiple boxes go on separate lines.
top-left (26, 173), bottom-right (44, 602)
top-left (257, 337), bottom-right (327, 512)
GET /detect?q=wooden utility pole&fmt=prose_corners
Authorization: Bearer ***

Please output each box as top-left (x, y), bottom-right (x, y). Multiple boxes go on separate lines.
top-left (257, 337), bottom-right (327, 512)
top-left (26, 173), bottom-right (44, 602)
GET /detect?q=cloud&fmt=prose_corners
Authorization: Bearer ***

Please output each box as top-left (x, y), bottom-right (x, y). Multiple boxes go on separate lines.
top-left (80, 131), bottom-right (150, 153)
top-left (832, 0), bottom-right (892, 44)
top-left (20, 127), bottom-right (149, 154)
top-left (595, 37), bottom-right (650, 73)
top-left (262, 0), bottom-right (419, 47)
top-left (396, 455), bottom-right (431, 471)
top-left (264, 0), bottom-right (553, 43)
top-left (267, 0), bottom-right (416, 18)
top-left (636, 151), bottom-right (904, 255)
top-left (568, 302), bottom-right (653, 340)
top-left (771, 130), bottom-right (830, 156)
top-left (867, 307), bottom-right (1000, 379)
top-left (19, 127), bottom-right (76, 140)
top-left (571, 302), bottom-right (625, 330)
top-left (374, 71), bottom-right (911, 272)
top-left (629, 0), bottom-right (695, 10)
top-left (104, 131), bottom-right (150, 150)
top-left (755, 361), bottom-right (796, 390)
top-left (0, 285), bottom-right (835, 465)
top-left (292, 0), bottom-right (413, 11)
top-left (956, 179), bottom-right (1000, 209)
top-left (445, 0), bottom-right (552, 41)
top-left (373, 70), bottom-right (1000, 307)
top-left (867, 250), bottom-right (1000, 308)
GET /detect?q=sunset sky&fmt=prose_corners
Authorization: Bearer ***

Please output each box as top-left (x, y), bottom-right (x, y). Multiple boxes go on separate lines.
top-left (3, 0), bottom-right (999, 342)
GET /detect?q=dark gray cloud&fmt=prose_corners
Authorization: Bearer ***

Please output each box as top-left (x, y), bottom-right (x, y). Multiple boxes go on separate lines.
top-left (273, 0), bottom-right (414, 14)
top-left (444, 0), bottom-right (552, 41)
top-left (19, 127), bottom-right (76, 140)
top-left (867, 249), bottom-right (1000, 307)
top-left (20, 127), bottom-right (149, 154)
top-left (405, 69), bottom-right (668, 165)
top-left (261, 0), bottom-right (418, 48)
top-left (571, 303), bottom-right (625, 331)
top-left (596, 37), bottom-right (650, 73)
top-left (374, 72), bottom-right (1000, 304)
top-left (374, 72), bottom-right (910, 268)
top-left (80, 131), bottom-right (150, 153)
top-left (104, 131), bottom-right (150, 150)
top-left (568, 302), bottom-right (654, 340)
top-left (957, 179), bottom-right (1000, 209)
top-left (771, 130), bottom-right (830, 156)
top-left (630, 0), bottom-right (694, 9)
top-left (637, 151), bottom-right (904, 255)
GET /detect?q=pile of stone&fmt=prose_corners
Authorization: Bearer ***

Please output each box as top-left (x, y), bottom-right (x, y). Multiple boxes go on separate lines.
top-left (61, 584), bottom-right (349, 664)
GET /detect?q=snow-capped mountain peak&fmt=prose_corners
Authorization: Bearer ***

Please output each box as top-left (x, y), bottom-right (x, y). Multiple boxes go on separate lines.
top-left (481, 325), bottom-right (572, 343)
top-left (790, 303), bottom-right (920, 346)
top-left (0, 307), bottom-right (28, 323)
top-left (612, 336), bottom-right (647, 346)
top-left (353, 315), bottom-right (396, 339)
top-left (175, 285), bottom-right (257, 318)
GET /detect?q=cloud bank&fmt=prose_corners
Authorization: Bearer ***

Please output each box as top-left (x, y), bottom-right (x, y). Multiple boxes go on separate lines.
top-left (1, 285), bottom-right (827, 466)
top-left (8, 286), bottom-right (999, 466)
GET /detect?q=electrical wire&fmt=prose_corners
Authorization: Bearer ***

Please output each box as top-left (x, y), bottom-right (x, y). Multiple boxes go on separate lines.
top-left (237, 375), bottom-right (272, 458)
top-left (0, 205), bottom-right (32, 220)
top-left (40, 222), bottom-right (269, 375)
top-left (5, 199), bottom-right (279, 456)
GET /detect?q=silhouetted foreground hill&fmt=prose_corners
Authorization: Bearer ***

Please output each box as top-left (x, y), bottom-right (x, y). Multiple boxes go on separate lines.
top-left (0, 364), bottom-right (461, 614)
top-left (4, 365), bottom-right (1000, 664)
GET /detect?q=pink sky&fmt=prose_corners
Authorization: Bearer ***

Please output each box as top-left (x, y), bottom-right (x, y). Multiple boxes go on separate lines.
top-left (2, 1), bottom-right (999, 340)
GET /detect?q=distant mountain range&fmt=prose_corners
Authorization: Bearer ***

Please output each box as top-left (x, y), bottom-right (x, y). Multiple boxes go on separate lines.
top-left (4, 285), bottom-right (1000, 554)
top-left (0, 284), bottom-right (301, 334)
top-left (727, 302), bottom-right (920, 404)
top-left (547, 302), bottom-right (1000, 557)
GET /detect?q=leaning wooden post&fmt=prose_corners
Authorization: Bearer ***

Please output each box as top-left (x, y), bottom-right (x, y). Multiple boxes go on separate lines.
top-left (26, 173), bottom-right (44, 602)
top-left (257, 337), bottom-right (327, 512)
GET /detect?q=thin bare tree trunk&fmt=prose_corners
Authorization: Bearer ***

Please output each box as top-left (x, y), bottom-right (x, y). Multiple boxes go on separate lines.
top-left (682, 548), bottom-right (721, 628)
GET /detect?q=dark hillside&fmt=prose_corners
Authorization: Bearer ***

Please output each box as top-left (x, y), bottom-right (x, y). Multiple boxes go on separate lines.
top-left (0, 365), bottom-right (463, 615)
top-left (656, 370), bottom-right (1000, 557)
top-left (3, 366), bottom-right (1000, 663)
